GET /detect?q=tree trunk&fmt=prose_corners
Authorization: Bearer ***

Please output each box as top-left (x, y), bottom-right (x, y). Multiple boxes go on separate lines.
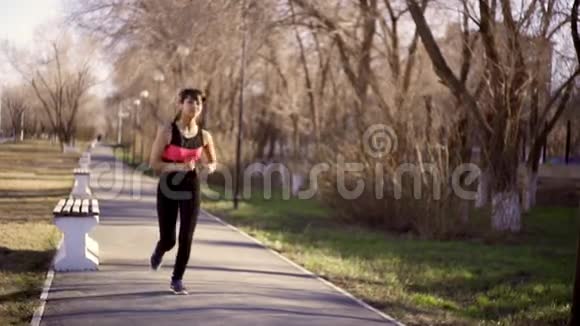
top-left (59, 131), bottom-right (73, 152)
top-left (491, 189), bottom-right (521, 232)
top-left (289, 0), bottom-right (319, 145)
top-left (476, 167), bottom-right (491, 208)
top-left (291, 114), bottom-right (299, 158)
top-left (521, 166), bottom-right (539, 213)
top-left (17, 111), bottom-right (24, 141)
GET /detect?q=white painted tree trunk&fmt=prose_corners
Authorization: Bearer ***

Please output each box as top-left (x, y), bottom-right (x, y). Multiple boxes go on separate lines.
top-left (291, 173), bottom-right (305, 196)
top-left (491, 190), bottom-right (521, 232)
top-left (476, 168), bottom-right (490, 207)
top-left (521, 168), bottom-right (538, 213)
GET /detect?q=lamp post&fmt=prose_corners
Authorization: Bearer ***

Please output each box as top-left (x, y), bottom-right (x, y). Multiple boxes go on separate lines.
top-left (116, 102), bottom-right (130, 159)
top-left (19, 109), bottom-right (24, 141)
top-left (139, 90), bottom-right (149, 163)
top-left (153, 71), bottom-right (165, 116)
top-left (117, 103), bottom-right (125, 145)
top-left (131, 99), bottom-right (141, 165)
top-left (234, 0), bottom-right (248, 210)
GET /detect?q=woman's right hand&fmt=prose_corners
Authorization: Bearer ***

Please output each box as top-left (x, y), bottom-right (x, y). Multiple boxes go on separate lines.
top-left (185, 160), bottom-right (196, 171)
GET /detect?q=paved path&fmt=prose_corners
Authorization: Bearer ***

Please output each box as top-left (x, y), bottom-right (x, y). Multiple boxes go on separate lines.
top-left (0, 136), bottom-right (14, 144)
top-left (39, 146), bottom-right (398, 325)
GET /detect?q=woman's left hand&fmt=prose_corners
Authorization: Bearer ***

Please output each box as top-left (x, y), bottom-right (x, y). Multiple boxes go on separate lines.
top-left (207, 162), bottom-right (217, 174)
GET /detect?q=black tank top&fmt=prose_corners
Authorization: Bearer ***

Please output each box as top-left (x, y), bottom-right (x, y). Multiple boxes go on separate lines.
top-left (169, 122), bottom-right (204, 148)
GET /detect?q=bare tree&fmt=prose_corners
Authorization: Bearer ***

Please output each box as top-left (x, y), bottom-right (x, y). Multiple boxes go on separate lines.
top-left (2, 31), bottom-right (97, 149)
top-left (407, 0), bottom-right (579, 231)
top-left (288, 0), bottom-right (320, 145)
top-left (573, 0), bottom-right (580, 58)
top-left (0, 86), bottom-right (28, 141)
top-left (29, 41), bottom-right (94, 147)
top-left (69, 0), bottom-right (256, 156)
top-left (289, 0), bottom-right (382, 147)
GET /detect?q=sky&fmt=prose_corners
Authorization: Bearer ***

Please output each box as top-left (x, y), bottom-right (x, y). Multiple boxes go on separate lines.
top-left (0, 0), bottom-right (112, 95)
top-left (0, 0), bottom-right (63, 46)
top-left (0, 0), bottom-right (64, 85)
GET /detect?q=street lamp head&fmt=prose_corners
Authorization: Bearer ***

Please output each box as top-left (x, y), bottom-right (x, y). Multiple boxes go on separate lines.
top-left (177, 45), bottom-right (191, 57)
top-left (118, 110), bottom-right (130, 118)
top-left (140, 90), bottom-right (150, 98)
top-left (153, 71), bottom-right (165, 82)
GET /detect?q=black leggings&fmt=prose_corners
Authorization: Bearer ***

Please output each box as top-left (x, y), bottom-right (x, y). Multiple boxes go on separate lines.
top-left (154, 170), bottom-right (200, 281)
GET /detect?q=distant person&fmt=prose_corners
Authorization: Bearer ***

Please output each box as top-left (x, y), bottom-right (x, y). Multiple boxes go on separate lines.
top-left (148, 88), bottom-right (217, 295)
top-left (96, 134), bottom-right (102, 142)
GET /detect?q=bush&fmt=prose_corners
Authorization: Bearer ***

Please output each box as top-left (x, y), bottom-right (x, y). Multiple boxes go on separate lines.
top-left (316, 130), bottom-right (472, 239)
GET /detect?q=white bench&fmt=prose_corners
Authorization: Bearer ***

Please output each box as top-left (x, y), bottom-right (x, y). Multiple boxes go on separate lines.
top-left (52, 198), bottom-right (100, 272)
top-left (71, 168), bottom-right (92, 198)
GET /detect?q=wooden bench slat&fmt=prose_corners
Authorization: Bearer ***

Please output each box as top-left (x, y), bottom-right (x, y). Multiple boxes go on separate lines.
top-left (62, 198), bottom-right (75, 215)
top-left (54, 197), bottom-right (99, 217)
top-left (81, 199), bottom-right (90, 214)
top-left (72, 199), bottom-right (82, 214)
top-left (91, 199), bottom-right (100, 215)
top-left (52, 199), bottom-right (67, 215)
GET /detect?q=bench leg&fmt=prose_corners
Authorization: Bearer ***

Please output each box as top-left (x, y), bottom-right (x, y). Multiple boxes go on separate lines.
top-left (71, 174), bottom-right (92, 198)
top-left (79, 161), bottom-right (90, 170)
top-left (54, 216), bottom-right (99, 272)
top-left (87, 235), bottom-right (99, 257)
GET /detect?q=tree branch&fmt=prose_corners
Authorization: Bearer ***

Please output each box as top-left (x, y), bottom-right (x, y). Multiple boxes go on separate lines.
top-left (406, 0), bottom-right (493, 136)
top-left (573, 0), bottom-right (580, 63)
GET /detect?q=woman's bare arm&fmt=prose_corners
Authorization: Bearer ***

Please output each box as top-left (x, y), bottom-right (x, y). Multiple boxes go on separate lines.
top-left (202, 130), bottom-right (217, 173)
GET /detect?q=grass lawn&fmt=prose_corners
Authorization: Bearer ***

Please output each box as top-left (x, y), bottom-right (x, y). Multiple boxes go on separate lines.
top-left (0, 223), bottom-right (60, 326)
top-left (0, 140), bottom-right (80, 325)
top-left (201, 185), bottom-right (577, 326)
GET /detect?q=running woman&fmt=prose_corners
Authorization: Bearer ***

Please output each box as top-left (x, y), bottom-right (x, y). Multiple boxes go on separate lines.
top-left (148, 88), bottom-right (217, 295)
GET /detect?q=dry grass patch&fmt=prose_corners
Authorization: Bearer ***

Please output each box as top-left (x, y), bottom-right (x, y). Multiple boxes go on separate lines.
top-left (0, 140), bottom-right (81, 325)
top-left (0, 222), bottom-right (60, 326)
